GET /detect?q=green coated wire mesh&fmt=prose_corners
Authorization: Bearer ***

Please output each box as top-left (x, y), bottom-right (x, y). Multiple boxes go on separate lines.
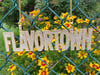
top-left (0, 0), bottom-right (100, 75)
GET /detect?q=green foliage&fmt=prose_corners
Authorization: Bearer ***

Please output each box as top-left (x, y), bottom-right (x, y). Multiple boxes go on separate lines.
top-left (23, 0), bottom-right (36, 12)
top-left (35, 0), bottom-right (98, 18)
top-left (0, 0), bottom-right (36, 26)
top-left (1, 0), bottom-right (36, 12)
top-left (0, 0), bottom-right (100, 75)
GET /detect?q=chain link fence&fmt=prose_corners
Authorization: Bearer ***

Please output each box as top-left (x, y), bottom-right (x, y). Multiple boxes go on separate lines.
top-left (0, 0), bottom-right (100, 75)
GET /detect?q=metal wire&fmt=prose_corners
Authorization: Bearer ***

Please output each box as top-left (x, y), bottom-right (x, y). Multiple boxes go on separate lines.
top-left (0, 0), bottom-right (100, 75)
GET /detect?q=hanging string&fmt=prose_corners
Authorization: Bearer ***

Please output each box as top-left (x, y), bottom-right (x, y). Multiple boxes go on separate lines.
top-left (70, 0), bottom-right (73, 28)
top-left (19, 0), bottom-right (22, 31)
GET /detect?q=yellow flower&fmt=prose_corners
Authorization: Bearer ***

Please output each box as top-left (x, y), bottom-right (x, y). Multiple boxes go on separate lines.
top-left (92, 35), bottom-right (95, 39)
top-left (95, 66), bottom-right (100, 71)
top-left (31, 54), bottom-right (36, 61)
top-left (11, 73), bottom-right (13, 75)
top-left (44, 27), bottom-right (48, 30)
top-left (63, 21), bottom-right (71, 29)
top-left (36, 9), bottom-right (40, 13)
top-left (93, 26), bottom-right (100, 33)
top-left (89, 62), bottom-right (93, 68)
top-left (29, 11), bottom-right (33, 15)
top-left (66, 15), bottom-right (70, 20)
top-left (53, 16), bottom-right (58, 20)
top-left (94, 62), bottom-right (100, 71)
top-left (74, 27), bottom-right (79, 32)
top-left (38, 57), bottom-right (49, 69)
top-left (92, 20), bottom-right (95, 23)
top-left (39, 22), bottom-right (44, 25)
top-left (76, 18), bottom-right (84, 24)
top-left (46, 24), bottom-right (51, 27)
top-left (72, 16), bottom-right (77, 20)
top-left (77, 51), bottom-right (88, 59)
top-left (93, 49), bottom-right (99, 55)
top-left (89, 71), bottom-right (95, 75)
top-left (19, 16), bottom-right (24, 25)
top-left (98, 40), bottom-right (100, 43)
top-left (86, 67), bottom-right (91, 72)
top-left (8, 65), bottom-right (16, 72)
top-left (33, 47), bottom-right (37, 52)
top-left (80, 45), bottom-right (82, 50)
top-left (17, 51), bottom-right (25, 56)
top-left (74, 43), bottom-right (77, 47)
top-left (89, 62), bottom-right (100, 71)
top-left (45, 21), bottom-right (50, 25)
top-left (30, 9), bottom-right (40, 17)
top-left (97, 26), bottom-right (100, 31)
top-left (61, 26), bottom-right (65, 29)
top-left (33, 11), bottom-right (38, 17)
top-left (90, 48), bottom-right (93, 51)
top-left (52, 36), bottom-right (55, 42)
top-left (84, 19), bottom-right (90, 23)
top-left (41, 28), bottom-right (44, 31)
top-left (54, 20), bottom-right (61, 24)
top-left (91, 39), bottom-right (94, 43)
top-left (43, 16), bottom-right (49, 20)
top-left (93, 29), bottom-right (96, 32)
top-left (26, 51), bottom-right (34, 58)
top-left (65, 63), bottom-right (75, 73)
top-left (58, 44), bottom-right (64, 52)
top-left (21, 17), bottom-right (24, 23)
top-left (54, 28), bottom-right (57, 30)
top-left (39, 14), bottom-right (43, 17)
top-left (59, 44), bottom-right (62, 49)
top-left (66, 15), bottom-right (77, 21)
top-left (80, 40), bottom-right (82, 43)
top-left (7, 52), bottom-right (10, 56)
top-left (15, 41), bottom-right (18, 45)
top-left (19, 22), bottom-right (22, 25)
top-left (84, 18), bottom-right (95, 23)
top-left (38, 68), bottom-right (49, 75)
top-left (60, 12), bottom-right (68, 19)
top-left (58, 49), bottom-right (64, 53)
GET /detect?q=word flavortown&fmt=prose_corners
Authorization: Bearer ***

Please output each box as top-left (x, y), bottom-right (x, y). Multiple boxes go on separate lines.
top-left (3, 28), bottom-right (93, 52)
